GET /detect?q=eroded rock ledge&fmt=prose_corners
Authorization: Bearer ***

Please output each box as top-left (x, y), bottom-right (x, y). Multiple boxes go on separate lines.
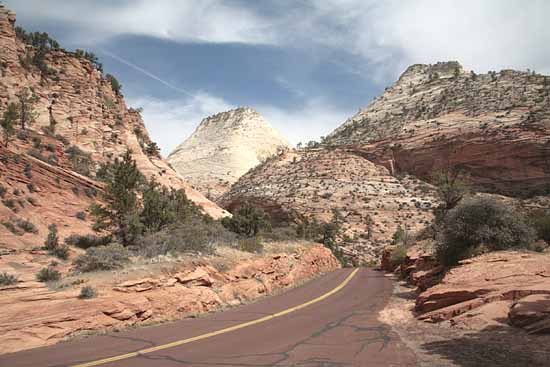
top-left (381, 245), bottom-right (550, 334)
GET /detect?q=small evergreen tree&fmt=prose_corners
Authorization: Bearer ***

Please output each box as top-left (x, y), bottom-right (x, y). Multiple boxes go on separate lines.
top-left (44, 224), bottom-right (59, 251)
top-left (222, 204), bottom-right (271, 237)
top-left (145, 142), bottom-right (160, 157)
top-left (432, 168), bottom-right (469, 212)
top-left (1, 103), bottom-right (18, 147)
top-left (140, 178), bottom-right (173, 233)
top-left (90, 150), bottom-right (144, 245)
top-left (106, 74), bottom-right (122, 95)
top-left (16, 88), bottom-right (38, 130)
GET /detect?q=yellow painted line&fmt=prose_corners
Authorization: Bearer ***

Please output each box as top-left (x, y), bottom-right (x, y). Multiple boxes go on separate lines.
top-left (72, 268), bottom-right (360, 367)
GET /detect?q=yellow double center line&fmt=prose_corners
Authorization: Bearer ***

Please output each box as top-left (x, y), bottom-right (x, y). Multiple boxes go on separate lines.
top-left (73, 268), bottom-right (360, 367)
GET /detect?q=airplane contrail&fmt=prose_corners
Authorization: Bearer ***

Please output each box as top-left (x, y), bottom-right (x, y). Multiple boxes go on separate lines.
top-left (99, 48), bottom-right (195, 98)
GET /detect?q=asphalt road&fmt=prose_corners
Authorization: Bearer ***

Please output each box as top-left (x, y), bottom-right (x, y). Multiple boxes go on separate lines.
top-left (0, 268), bottom-right (416, 367)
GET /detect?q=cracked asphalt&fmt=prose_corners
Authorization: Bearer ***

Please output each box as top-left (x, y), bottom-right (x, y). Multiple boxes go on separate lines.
top-left (0, 268), bottom-right (416, 367)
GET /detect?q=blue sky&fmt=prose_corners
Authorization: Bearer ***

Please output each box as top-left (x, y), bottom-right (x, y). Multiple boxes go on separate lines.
top-left (4, 0), bottom-right (550, 155)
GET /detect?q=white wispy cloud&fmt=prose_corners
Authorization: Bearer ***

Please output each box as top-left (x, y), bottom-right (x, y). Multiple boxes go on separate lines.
top-left (100, 49), bottom-right (195, 97)
top-left (292, 0), bottom-right (550, 78)
top-left (6, 0), bottom-right (277, 45)
top-left (8, 0), bottom-right (549, 77)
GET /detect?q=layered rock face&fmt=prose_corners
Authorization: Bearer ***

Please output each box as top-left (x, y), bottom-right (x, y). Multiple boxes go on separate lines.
top-left (416, 250), bottom-right (550, 333)
top-left (326, 61), bottom-right (550, 197)
top-left (0, 5), bottom-right (227, 229)
top-left (220, 148), bottom-right (438, 263)
top-left (168, 107), bottom-right (290, 200)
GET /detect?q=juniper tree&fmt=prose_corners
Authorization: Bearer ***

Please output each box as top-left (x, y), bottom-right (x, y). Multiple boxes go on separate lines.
top-left (221, 204), bottom-right (271, 237)
top-left (90, 150), bottom-right (144, 245)
top-left (1, 103), bottom-right (18, 147)
top-left (432, 168), bottom-right (469, 211)
top-left (16, 88), bottom-right (38, 130)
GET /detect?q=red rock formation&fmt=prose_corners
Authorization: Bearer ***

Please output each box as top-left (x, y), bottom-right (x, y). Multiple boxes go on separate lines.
top-left (326, 62), bottom-right (550, 198)
top-left (220, 148), bottom-right (438, 263)
top-left (381, 243), bottom-right (550, 333)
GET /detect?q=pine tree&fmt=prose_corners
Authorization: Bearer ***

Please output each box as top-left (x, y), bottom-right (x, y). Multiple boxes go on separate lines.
top-left (16, 88), bottom-right (38, 130)
top-left (90, 150), bottom-right (144, 245)
top-left (1, 103), bottom-right (18, 147)
top-left (222, 204), bottom-right (271, 237)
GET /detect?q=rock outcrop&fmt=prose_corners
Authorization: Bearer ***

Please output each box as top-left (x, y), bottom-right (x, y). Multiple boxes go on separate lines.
top-left (385, 243), bottom-right (550, 334)
top-left (0, 243), bottom-right (339, 354)
top-left (168, 107), bottom-right (290, 200)
top-left (326, 61), bottom-right (550, 197)
top-left (0, 5), bottom-right (227, 223)
top-left (220, 148), bottom-right (438, 263)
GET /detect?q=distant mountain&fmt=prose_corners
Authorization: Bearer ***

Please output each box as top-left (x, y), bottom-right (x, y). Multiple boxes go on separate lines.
top-left (326, 61), bottom-right (550, 197)
top-left (167, 107), bottom-right (290, 200)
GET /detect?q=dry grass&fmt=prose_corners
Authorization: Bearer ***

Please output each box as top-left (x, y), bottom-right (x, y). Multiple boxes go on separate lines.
top-left (51, 241), bottom-right (314, 293)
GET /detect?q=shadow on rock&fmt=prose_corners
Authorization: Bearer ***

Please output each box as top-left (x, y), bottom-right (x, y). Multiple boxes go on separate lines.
top-left (420, 326), bottom-right (550, 367)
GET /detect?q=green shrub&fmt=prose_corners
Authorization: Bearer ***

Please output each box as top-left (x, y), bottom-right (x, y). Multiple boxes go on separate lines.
top-left (391, 226), bottom-right (409, 245)
top-left (17, 130), bottom-right (29, 141)
top-left (76, 211), bottom-right (87, 221)
top-left (27, 196), bottom-right (38, 206)
top-left (73, 243), bottom-right (130, 272)
top-left (84, 187), bottom-right (97, 198)
top-left (0, 185), bottom-right (6, 198)
top-left (16, 219), bottom-right (38, 234)
top-left (78, 285), bottom-right (97, 299)
top-left (27, 182), bottom-right (37, 193)
top-left (530, 211), bottom-right (550, 243)
top-left (221, 204), bottom-right (271, 237)
top-left (36, 267), bottom-right (61, 282)
top-left (262, 226), bottom-right (300, 242)
top-left (45, 143), bottom-right (56, 152)
top-left (32, 136), bottom-right (42, 149)
top-left (44, 224), bottom-right (59, 250)
top-left (238, 237), bottom-right (264, 253)
top-left (139, 218), bottom-right (232, 258)
top-left (51, 245), bottom-right (69, 260)
top-left (24, 163), bottom-right (32, 178)
top-left (526, 240), bottom-right (548, 253)
top-left (3, 198), bottom-right (16, 210)
top-left (389, 245), bottom-right (408, 269)
top-left (44, 224), bottom-right (69, 260)
top-left (55, 134), bottom-right (70, 146)
top-left (106, 74), bottom-right (122, 94)
top-left (65, 234), bottom-right (111, 249)
top-left (437, 197), bottom-right (536, 265)
top-left (2, 220), bottom-right (22, 235)
top-left (65, 145), bottom-right (92, 177)
top-left (432, 169), bottom-right (469, 211)
top-left (0, 272), bottom-right (18, 285)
